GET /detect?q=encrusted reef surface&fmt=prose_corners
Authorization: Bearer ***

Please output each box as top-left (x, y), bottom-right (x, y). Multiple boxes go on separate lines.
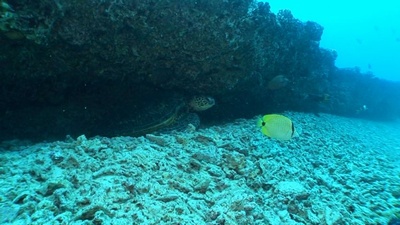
top-left (0, 0), bottom-right (399, 140)
top-left (0, 112), bottom-right (399, 224)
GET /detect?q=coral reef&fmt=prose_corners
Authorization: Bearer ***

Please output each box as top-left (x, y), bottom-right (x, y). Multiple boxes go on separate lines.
top-left (0, 112), bottom-right (399, 224)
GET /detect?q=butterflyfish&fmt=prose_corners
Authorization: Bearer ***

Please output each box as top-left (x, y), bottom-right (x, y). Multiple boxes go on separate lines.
top-left (257, 114), bottom-right (296, 141)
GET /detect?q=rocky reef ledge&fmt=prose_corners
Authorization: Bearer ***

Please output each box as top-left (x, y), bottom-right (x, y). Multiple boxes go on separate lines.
top-left (1, 0), bottom-right (399, 140)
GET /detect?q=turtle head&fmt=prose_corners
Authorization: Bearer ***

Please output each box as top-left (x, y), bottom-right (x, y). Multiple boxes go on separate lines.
top-left (189, 96), bottom-right (215, 111)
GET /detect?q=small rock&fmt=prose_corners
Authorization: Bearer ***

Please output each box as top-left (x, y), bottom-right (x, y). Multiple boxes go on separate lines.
top-left (157, 194), bottom-right (179, 202)
top-left (145, 134), bottom-right (168, 146)
top-left (206, 165), bottom-right (224, 177)
top-left (76, 135), bottom-right (87, 144)
top-left (169, 180), bottom-right (193, 193)
top-left (275, 181), bottom-right (308, 200)
top-left (307, 210), bottom-right (320, 224)
top-left (74, 205), bottom-right (113, 221)
top-left (49, 148), bottom-right (65, 163)
top-left (225, 152), bottom-right (246, 171)
top-left (193, 179), bottom-right (211, 193)
top-left (44, 181), bottom-right (66, 196)
top-left (13, 192), bottom-right (30, 204)
top-left (325, 206), bottom-right (342, 225)
top-left (0, 204), bottom-right (20, 223)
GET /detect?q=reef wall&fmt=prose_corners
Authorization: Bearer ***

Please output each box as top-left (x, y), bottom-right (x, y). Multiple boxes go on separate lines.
top-left (0, 0), bottom-right (399, 140)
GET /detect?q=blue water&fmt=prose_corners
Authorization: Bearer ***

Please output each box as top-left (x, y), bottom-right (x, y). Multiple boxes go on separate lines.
top-left (262, 0), bottom-right (400, 81)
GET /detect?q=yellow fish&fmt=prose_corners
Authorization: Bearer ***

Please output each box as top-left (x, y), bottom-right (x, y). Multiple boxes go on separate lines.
top-left (257, 114), bottom-right (296, 141)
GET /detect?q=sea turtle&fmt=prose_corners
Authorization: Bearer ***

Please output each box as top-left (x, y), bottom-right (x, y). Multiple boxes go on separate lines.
top-left (104, 94), bottom-right (215, 137)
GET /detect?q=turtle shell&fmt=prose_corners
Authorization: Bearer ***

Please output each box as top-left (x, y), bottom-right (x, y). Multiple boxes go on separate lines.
top-left (110, 95), bottom-right (185, 136)
top-left (104, 93), bottom-right (205, 137)
top-left (102, 92), bottom-right (216, 137)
